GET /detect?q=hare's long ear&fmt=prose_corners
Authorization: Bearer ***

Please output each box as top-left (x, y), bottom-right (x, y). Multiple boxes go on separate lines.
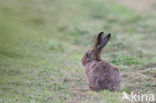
top-left (93, 32), bottom-right (104, 51)
top-left (100, 33), bottom-right (111, 49)
top-left (93, 33), bottom-right (111, 59)
top-left (93, 32), bottom-right (104, 59)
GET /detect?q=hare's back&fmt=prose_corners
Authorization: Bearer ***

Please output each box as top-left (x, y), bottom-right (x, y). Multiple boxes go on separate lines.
top-left (97, 61), bottom-right (121, 83)
top-left (89, 61), bottom-right (121, 89)
top-left (87, 61), bottom-right (112, 84)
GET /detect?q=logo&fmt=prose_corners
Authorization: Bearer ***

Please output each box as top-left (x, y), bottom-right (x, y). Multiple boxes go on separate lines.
top-left (122, 91), bottom-right (155, 102)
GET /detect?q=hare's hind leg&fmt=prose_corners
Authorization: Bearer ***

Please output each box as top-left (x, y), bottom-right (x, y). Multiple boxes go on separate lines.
top-left (89, 84), bottom-right (101, 92)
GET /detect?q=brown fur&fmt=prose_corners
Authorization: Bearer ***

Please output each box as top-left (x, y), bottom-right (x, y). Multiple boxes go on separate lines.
top-left (81, 32), bottom-right (121, 92)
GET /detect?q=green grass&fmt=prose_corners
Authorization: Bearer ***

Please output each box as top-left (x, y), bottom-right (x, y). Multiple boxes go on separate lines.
top-left (0, 0), bottom-right (156, 103)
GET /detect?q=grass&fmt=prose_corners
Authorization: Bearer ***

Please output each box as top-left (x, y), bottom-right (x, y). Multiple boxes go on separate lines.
top-left (0, 0), bottom-right (156, 103)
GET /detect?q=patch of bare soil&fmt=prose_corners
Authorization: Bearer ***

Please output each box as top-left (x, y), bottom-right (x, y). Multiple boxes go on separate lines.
top-left (117, 0), bottom-right (156, 13)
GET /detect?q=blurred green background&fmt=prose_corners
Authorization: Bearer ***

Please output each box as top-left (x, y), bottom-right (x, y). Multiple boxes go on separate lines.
top-left (0, 0), bottom-right (156, 103)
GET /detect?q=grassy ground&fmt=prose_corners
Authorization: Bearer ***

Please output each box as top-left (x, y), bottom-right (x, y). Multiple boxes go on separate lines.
top-left (0, 0), bottom-right (156, 103)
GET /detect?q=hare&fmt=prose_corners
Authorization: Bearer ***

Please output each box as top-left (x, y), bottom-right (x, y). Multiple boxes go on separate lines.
top-left (81, 32), bottom-right (121, 92)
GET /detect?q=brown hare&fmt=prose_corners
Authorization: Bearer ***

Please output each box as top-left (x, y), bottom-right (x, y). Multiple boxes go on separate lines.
top-left (81, 32), bottom-right (121, 92)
